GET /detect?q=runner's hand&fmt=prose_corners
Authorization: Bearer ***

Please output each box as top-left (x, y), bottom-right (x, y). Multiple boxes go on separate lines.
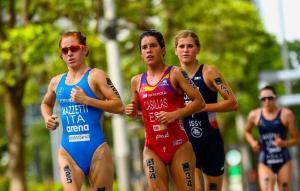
top-left (71, 86), bottom-right (87, 104)
top-left (125, 101), bottom-right (138, 118)
top-left (45, 114), bottom-right (59, 131)
top-left (156, 111), bottom-right (178, 124)
top-left (274, 135), bottom-right (285, 147)
top-left (251, 140), bottom-right (260, 152)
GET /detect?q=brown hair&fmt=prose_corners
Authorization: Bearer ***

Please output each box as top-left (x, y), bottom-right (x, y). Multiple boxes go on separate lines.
top-left (59, 31), bottom-right (87, 48)
top-left (174, 30), bottom-right (201, 49)
top-left (139, 29), bottom-right (165, 51)
top-left (260, 85), bottom-right (277, 95)
top-left (59, 31), bottom-right (89, 56)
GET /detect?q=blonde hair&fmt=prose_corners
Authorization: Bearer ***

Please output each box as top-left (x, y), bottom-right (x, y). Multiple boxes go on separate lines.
top-left (174, 30), bottom-right (200, 48)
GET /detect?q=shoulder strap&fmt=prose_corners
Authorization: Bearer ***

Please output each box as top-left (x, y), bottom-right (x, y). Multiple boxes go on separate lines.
top-left (163, 65), bottom-right (173, 79)
top-left (199, 64), bottom-right (204, 72)
top-left (276, 109), bottom-right (282, 119)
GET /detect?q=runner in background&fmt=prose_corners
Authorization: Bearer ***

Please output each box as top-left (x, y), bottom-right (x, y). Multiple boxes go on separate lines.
top-left (244, 85), bottom-right (298, 191)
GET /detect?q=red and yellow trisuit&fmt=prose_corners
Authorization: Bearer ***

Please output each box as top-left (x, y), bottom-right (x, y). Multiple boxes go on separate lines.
top-left (138, 66), bottom-right (188, 164)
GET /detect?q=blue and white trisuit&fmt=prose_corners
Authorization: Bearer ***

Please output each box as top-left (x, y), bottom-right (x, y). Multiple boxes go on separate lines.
top-left (55, 68), bottom-right (105, 176)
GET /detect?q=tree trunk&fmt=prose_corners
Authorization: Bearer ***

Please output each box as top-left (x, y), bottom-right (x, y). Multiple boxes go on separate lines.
top-left (5, 87), bottom-right (26, 191)
top-left (21, 0), bottom-right (29, 25)
top-left (0, 2), bottom-right (6, 40)
top-left (8, 0), bottom-right (16, 28)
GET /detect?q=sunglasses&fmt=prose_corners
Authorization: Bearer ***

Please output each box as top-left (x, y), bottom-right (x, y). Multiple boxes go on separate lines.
top-left (61, 44), bottom-right (85, 55)
top-left (260, 96), bottom-right (276, 102)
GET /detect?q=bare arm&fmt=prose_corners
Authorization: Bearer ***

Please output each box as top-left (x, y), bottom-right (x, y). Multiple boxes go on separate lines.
top-left (275, 108), bottom-right (299, 147)
top-left (244, 109), bottom-right (260, 152)
top-left (203, 65), bottom-right (238, 112)
top-left (40, 76), bottom-right (60, 130)
top-left (71, 69), bottom-right (124, 114)
top-left (156, 67), bottom-right (205, 124)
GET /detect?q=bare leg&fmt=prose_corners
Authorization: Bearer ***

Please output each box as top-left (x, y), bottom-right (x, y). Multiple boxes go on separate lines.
top-left (58, 148), bottom-right (85, 191)
top-left (277, 161), bottom-right (292, 191)
top-left (258, 163), bottom-right (275, 191)
top-left (143, 147), bottom-right (169, 191)
top-left (170, 142), bottom-right (196, 191)
top-left (203, 174), bottom-right (223, 191)
top-left (195, 168), bottom-right (203, 191)
top-left (88, 143), bottom-right (114, 191)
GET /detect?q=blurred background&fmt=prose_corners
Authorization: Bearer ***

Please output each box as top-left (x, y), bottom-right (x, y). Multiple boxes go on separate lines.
top-left (0, 0), bottom-right (299, 190)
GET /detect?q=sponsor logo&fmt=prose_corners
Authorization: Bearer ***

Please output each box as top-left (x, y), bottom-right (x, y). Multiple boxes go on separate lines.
top-left (142, 91), bottom-right (168, 100)
top-left (191, 126), bottom-right (203, 138)
top-left (194, 76), bottom-right (201, 80)
top-left (173, 139), bottom-right (183, 146)
top-left (57, 87), bottom-right (64, 96)
top-left (274, 120), bottom-right (281, 124)
top-left (69, 134), bottom-right (90, 142)
top-left (220, 166), bottom-right (224, 171)
top-left (153, 124), bottom-right (167, 131)
top-left (66, 124), bottom-right (89, 133)
top-left (156, 132), bottom-right (169, 141)
top-left (267, 147), bottom-right (281, 153)
top-left (59, 98), bottom-right (74, 103)
top-left (160, 79), bottom-right (169, 86)
top-left (267, 158), bottom-right (284, 164)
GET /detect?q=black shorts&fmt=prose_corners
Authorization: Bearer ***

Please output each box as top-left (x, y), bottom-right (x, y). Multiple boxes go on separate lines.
top-left (192, 130), bottom-right (225, 176)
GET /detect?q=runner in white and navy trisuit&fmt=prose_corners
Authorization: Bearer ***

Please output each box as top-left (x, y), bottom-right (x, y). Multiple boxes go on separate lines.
top-left (245, 85), bottom-right (299, 191)
top-left (257, 109), bottom-right (291, 173)
top-left (175, 30), bottom-right (238, 191)
top-left (183, 64), bottom-right (225, 176)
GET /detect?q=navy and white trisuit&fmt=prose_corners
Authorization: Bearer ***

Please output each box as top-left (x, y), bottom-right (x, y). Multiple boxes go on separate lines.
top-left (183, 64), bottom-right (225, 176)
top-left (257, 109), bottom-right (291, 173)
top-left (55, 68), bottom-right (105, 176)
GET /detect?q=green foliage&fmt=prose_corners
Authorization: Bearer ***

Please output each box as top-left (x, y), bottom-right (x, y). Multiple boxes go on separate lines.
top-left (0, 138), bottom-right (8, 174)
top-left (27, 182), bottom-right (63, 191)
top-left (0, 176), bottom-right (9, 191)
top-left (0, 24), bottom-right (60, 104)
top-left (86, 34), bottom-right (106, 70)
top-left (163, 0), bottom-right (281, 113)
top-left (288, 40), bottom-right (300, 51)
top-left (287, 40), bottom-right (300, 125)
top-left (113, 180), bottom-right (119, 191)
top-left (118, 0), bottom-right (281, 144)
top-left (26, 121), bottom-right (53, 181)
